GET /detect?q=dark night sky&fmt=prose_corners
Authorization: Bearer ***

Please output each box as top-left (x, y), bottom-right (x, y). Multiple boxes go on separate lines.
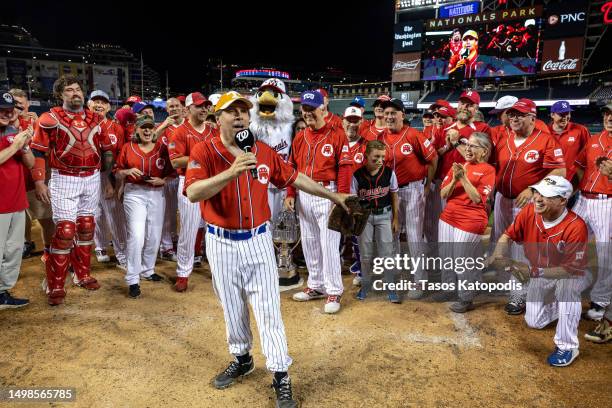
top-left (3, 1), bottom-right (396, 91)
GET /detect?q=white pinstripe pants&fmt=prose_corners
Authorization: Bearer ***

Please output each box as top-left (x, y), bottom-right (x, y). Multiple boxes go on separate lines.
top-left (160, 177), bottom-right (179, 252)
top-left (297, 188), bottom-right (343, 296)
top-left (572, 195), bottom-right (612, 307)
top-left (176, 176), bottom-right (202, 277)
top-left (94, 173), bottom-right (127, 264)
top-left (123, 184), bottom-right (165, 285)
top-left (48, 170), bottom-right (100, 223)
top-left (396, 181), bottom-right (427, 283)
top-left (438, 220), bottom-right (483, 301)
top-left (206, 226), bottom-right (292, 372)
top-left (525, 274), bottom-right (591, 350)
top-left (492, 192), bottom-right (529, 297)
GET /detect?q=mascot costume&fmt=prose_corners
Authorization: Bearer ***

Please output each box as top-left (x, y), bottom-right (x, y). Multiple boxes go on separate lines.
top-left (249, 78), bottom-right (303, 291)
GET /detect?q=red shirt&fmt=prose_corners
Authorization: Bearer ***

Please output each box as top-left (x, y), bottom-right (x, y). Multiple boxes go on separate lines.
top-left (575, 131), bottom-right (611, 195)
top-left (379, 125), bottom-right (437, 186)
top-left (348, 137), bottom-right (368, 174)
top-left (433, 121), bottom-right (486, 180)
top-left (100, 118), bottom-right (125, 159)
top-left (0, 126), bottom-right (28, 213)
top-left (158, 123), bottom-right (182, 178)
top-left (547, 122), bottom-right (590, 182)
top-left (116, 142), bottom-right (174, 186)
top-left (440, 162), bottom-right (495, 235)
top-left (168, 121), bottom-right (217, 176)
top-left (184, 138), bottom-right (298, 230)
top-left (324, 111), bottom-right (343, 129)
top-left (17, 117), bottom-right (37, 192)
top-left (490, 124), bottom-right (510, 147)
top-left (494, 128), bottom-right (565, 199)
top-left (505, 204), bottom-right (588, 276)
top-left (361, 121), bottom-right (386, 142)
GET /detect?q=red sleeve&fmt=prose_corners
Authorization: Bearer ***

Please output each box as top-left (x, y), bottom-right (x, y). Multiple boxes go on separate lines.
top-left (542, 135), bottom-right (566, 169)
top-left (440, 167), bottom-right (454, 190)
top-left (336, 163), bottom-right (351, 194)
top-left (112, 123), bottom-right (125, 158)
top-left (30, 114), bottom-right (51, 153)
top-left (286, 133), bottom-right (302, 198)
top-left (115, 143), bottom-right (129, 171)
top-left (184, 142), bottom-right (212, 191)
top-left (98, 120), bottom-right (114, 152)
top-left (268, 145), bottom-right (298, 189)
top-left (560, 220), bottom-right (588, 275)
top-left (478, 165), bottom-right (496, 204)
top-left (574, 146), bottom-right (587, 169)
top-left (168, 127), bottom-right (187, 160)
top-left (415, 130), bottom-right (437, 162)
top-left (161, 146), bottom-right (175, 178)
top-left (504, 205), bottom-right (529, 243)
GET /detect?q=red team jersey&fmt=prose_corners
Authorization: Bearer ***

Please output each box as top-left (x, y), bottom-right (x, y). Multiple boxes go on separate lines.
top-left (505, 204), bottom-right (588, 276)
top-left (100, 118), bottom-right (125, 159)
top-left (116, 141), bottom-right (174, 185)
top-left (379, 125), bottom-right (437, 185)
top-left (440, 161), bottom-right (495, 235)
top-left (185, 138), bottom-right (298, 230)
top-left (168, 121), bottom-right (218, 175)
top-left (360, 121), bottom-right (386, 142)
top-left (574, 130), bottom-right (611, 195)
top-left (494, 128), bottom-right (565, 198)
top-left (347, 137), bottom-right (368, 173)
top-left (547, 122), bottom-right (590, 182)
top-left (323, 111), bottom-right (343, 129)
top-left (0, 125), bottom-right (28, 213)
top-left (158, 123), bottom-right (182, 178)
top-left (434, 121), bottom-right (490, 180)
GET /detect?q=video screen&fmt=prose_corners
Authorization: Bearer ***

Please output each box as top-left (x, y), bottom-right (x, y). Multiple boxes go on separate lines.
top-left (422, 19), bottom-right (540, 80)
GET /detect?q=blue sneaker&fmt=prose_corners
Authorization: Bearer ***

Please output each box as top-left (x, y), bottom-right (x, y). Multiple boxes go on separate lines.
top-left (349, 261), bottom-right (361, 275)
top-left (388, 291), bottom-right (401, 304)
top-left (0, 292), bottom-right (29, 309)
top-left (355, 288), bottom-right (367, 301)
top-left (547, 347), bottom-right (579, 367)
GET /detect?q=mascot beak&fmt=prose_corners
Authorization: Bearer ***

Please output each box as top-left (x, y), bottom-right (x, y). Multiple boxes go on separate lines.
top-left (257, 90), bottom-right (279, 118)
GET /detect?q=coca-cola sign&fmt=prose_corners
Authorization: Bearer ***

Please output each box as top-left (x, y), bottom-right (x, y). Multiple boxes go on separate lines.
top-left (540, 38), bottom-right (584, 74)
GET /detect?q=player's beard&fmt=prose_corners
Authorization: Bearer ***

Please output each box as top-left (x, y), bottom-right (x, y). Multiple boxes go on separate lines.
top-left (457, 110), bottom-right (471, 124)
top-left (67, 97), bottom-right (83, 111)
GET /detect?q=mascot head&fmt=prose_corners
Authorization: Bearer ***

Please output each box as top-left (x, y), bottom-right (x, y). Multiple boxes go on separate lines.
top-left (250, 78), bottom-right (294, 124)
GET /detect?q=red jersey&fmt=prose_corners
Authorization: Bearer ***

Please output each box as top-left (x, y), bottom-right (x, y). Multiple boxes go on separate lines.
top-left (575, 131), bottom-right (611, 195)
top-left (17, 117), bottom-right (37, 192)
top-left (440, 162), bottom-right (495, 235)
top-left (158, 123), bottom-right (183, 178)
top-left (168, 120), bottom-right (217, 176)
top-left (324, 111), bottom-right (343, 129)
top-left (0, 126), bottom-right (28, 213)
top-left (490, 124), bottom-right (510, 146)
top-left (505, 204), bottom-right (588, 276)
top-left (116, 142), bottom-right (173, 186)
top-left (100, 118), bottom-right (125, 159)
top-left (348, 137), bottom-right (368, 173)
top-left (434, 121), bottom-right (489, 180)
top-left (358, 119), bottom-right (373, 139)
top-left (547, 122), bottom-right (590, 182)
top-left (379, 125), bottom-right (437, 186)
top-left (495, 128), bottom-right (565, 199)
top-left (361, 121), bottom-right (386, 142)
top-left (450, 40), bottom-right (463, 55)
top-left (31, 107), bottom-right (113, 177)
top-left (185, 138), bottom-right (298, 230)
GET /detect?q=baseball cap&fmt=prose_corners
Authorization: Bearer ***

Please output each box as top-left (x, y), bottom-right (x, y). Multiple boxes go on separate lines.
top-left (436, 105), bottom-right (456, 118)
top-left (530, 176), bottom-right (573, 200)
top-left (0, 91), bottom-right (15, 109)
top-left (508, 98), bottom-right (537, 115)
top-left (135, 115), bottom-right (155, 128)
top-left (349, 96), bottom-right (366, 109)
top-left (316, 88), bottom-right (329, 98)
top-left (489, 95), bottom-right (518, 114)
top-left (177, 95), bottom-right (186, 105)
top-left (601, 102), bottom-right (612, 113)
top-left (343, 106), bottom-right (363, 119)
top-left (259, 78), bottom-right (286, 94)
top-left (462, 30), bottom-right (478, 40)
top-left (214, 91), bottom-right (254, 112)
top-left (185, 92), bottom-right (211, 108)
top-left (381, 98), bottom-right (405, 113)
top-left (459, 90), bottom-right (480, 105)
top-left (132, 102), bottom-right (154, 114)
top-left (372, 95), bottom-right (391, 107)
top-left (422, 110), bottom-right (434, 118)
top-left (430, 99), bottom-right (451, 110)
top-left (551, 100), bottom-right (573, 114)
top-left (126, 95), bottom-right (142, 104)
top-left (300, 90), bottom-right (325, 108)
top-left (208, 93), bottom-right (222, 106)
top-left (89, 90), bottom-right (110, 102)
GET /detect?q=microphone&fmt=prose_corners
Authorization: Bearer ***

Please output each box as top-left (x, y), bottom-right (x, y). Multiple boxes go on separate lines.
top-left (234, 128), bottom-right (258, 179)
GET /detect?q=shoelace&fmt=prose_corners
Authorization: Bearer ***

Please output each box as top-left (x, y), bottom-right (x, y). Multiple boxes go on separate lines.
top-left (275, 377), bottom-right (293, 401)
top-left (554, 348), bottom-right (566, 357)
top-left (224, 361), bottom-right (240, 377)
top-left (509, 294), bottom-right (524, 306)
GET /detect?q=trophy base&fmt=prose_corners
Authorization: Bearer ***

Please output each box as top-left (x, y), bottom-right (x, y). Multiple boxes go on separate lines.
top-left (278, 268), bottom-right (303, 292)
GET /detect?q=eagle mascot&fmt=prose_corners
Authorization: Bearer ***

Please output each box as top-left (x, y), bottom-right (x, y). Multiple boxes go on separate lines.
top-left (249, 78), bottom-right (302, 291)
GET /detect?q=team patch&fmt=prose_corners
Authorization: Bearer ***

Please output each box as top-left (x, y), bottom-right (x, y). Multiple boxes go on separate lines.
top-left (575, 251), bottom-right (585, 261)
top-left (257, 164), bottom-right (270, 184)
top-left (424, 139), bottom-right (431, 148)
top-left (567, 137), bottom-right (575, 142)
top-left (188, 160), bottom-right (201, 169)
top-left (354, 153), bottom-right (364, 163)
top-left (554, 148), bottom-right (563, 157)
top-left (524, 150), bottom-right (539, 163)
top-left (321, 144), bottom-right (334, 157)
top-left (156, 158), bottom-right (165, 170)
top-left (400, 143), bottom-right (413, 155)
top-left (341, 145), bottom-right (349, 153)
top-left (109, 134), bottom-right (118, 145)
top-left (162, 136), bottom-right (168, 146)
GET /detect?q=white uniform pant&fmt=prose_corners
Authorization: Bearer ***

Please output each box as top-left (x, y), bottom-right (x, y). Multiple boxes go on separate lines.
top-left (206, 225), bottom-right (292, 372)
top-left (525, 274), bottom-right (592, 350)
top-left (94, 173), bottom-right (127, 264)
top-left (176, 176), bottom-right (201, 278)
top-left (438, 220), bottom-right (483, 301)
top-left (297, 187), bottom-right (343, 296)
top-left (123, 184), bottom-right (165, 285)
top-left (49, 170), bottom-right (100, 223)
top-left (572, 195), bottom-right (612, 307)
top-left (492, 192), bottom-right (529, 297)
top-left (160, 177), bottom-right (179, 252)
top-left (396, 181), bottom-right (427, 283)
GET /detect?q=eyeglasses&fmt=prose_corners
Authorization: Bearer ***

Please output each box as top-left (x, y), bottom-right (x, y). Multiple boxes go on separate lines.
top-left (507, 111), bottom-right (530, 119)
top-left (464, 142), bottom-right (484, 150)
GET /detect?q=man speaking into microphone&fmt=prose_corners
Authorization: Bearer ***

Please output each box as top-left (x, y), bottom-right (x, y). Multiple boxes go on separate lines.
top-left (183, 91), bottom-right (351, 407)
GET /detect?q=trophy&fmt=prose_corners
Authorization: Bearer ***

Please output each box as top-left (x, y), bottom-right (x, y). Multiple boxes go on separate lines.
top-left (272, 210), bottom-right (303, 292)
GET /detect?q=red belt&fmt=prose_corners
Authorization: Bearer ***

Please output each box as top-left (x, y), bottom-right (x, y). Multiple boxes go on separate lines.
top-left (57, 169), bottom-right (96, 177)
top-left (581, 192), bottom-right (611, 199)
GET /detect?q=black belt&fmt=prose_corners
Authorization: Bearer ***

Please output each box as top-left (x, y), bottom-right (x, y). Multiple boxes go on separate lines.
top-left (370, 206), bottom-right (391, 215)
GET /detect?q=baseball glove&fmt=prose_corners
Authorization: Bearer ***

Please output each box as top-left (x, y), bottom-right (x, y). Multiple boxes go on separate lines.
top-left (489, 257), bottom-right (530, 284)
top-left (327, 197), bottom-right (371, 236)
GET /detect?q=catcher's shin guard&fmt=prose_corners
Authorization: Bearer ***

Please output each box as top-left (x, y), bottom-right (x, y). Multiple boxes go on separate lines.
top-left (71, 216), bottom-right (100, 290)
top-left (47, 221), bottom-right (76, 303)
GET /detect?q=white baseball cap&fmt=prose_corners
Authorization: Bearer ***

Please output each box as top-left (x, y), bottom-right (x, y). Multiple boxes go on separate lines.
top-left (259, 78), bottom-right (286, 94)
top-left (530, 176), bottom-right (573, 199)
top-left (343, 106), bottom-right (362, 119)
top-left (208, 93), bottom-right (222, 106)
top-left (489, 95), bottom-right (518, 115)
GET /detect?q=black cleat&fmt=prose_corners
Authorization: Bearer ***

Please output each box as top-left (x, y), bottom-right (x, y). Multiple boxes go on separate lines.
top-left (213, 358), bottom-right (254, 389)
top-left (128, 284), bottom-right (141, 298)
top-left (143, 273), bottom-right (164, 282)
top-left (271, 375), bottom-right (297, 408)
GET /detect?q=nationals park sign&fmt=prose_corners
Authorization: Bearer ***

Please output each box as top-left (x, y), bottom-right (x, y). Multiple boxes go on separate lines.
top-left (426, 6), bottom-right (542, 29)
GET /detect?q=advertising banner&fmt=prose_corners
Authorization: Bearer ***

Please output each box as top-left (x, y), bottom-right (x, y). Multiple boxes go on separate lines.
top-left (543, 2), bottom-right (588, 39)
top-left (540, 37), bottom-right (584, 74)
top-left (392, 53), bottom-right (421, 82)
top-left (394, 21), bottom-right (424, 53)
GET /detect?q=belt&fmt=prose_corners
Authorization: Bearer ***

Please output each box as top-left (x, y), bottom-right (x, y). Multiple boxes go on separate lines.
top-left (371, 206), bottom-right (391, 215)
top-left (398, 178), bottom-right (426, 189)
top-left (207, 224), bottom-right (267, 241)
top-left (57, 169), bottom-right (96, 177)
top-left (581, 192), bottom-right (611, 199)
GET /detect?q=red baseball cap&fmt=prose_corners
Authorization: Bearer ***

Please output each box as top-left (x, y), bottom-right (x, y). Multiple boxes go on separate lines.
top-left (316, 88), bottom-right (329, 98)
top-left (429, 99), bottom-right (451, 110)
top-left (185, 92), bottom-right (211, 108)
top-left (436, 105), bottom-right (457, 118)
top-left (126, 95), bottom-right (142, 104)
top-left (372, 95), bottom-right (391, 107)
top-left (459, 90), bottom-right (480, 105)
top-left (508, 98), bottom-right (537, 115)
top-left (176, 95), bottom-right (186, 105)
